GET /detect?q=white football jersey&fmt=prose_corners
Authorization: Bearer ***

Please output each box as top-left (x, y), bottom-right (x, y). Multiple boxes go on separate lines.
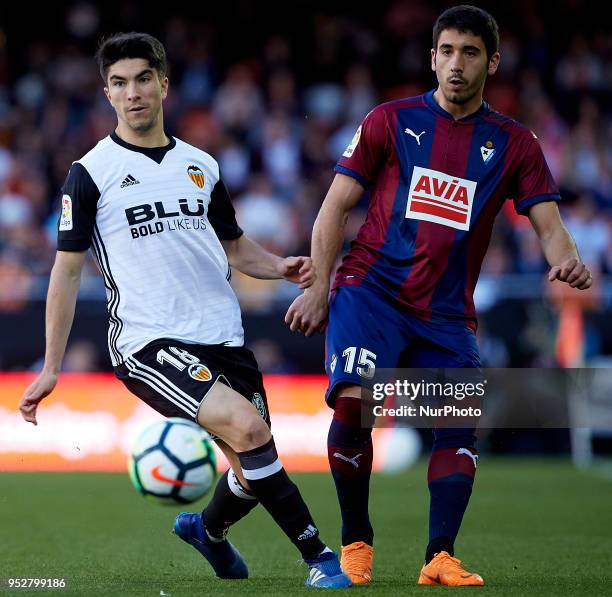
top-left (58, 133), bottom-right (245, 366)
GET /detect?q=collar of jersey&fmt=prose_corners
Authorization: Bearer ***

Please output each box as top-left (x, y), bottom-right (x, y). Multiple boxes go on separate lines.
top-left (424, 88), bottom-right (489, 123)
top-left (110, 131), bottom-right (176, 164)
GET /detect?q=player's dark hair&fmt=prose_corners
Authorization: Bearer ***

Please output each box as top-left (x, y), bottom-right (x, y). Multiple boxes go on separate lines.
top-left (433, 5), bottom-right (499, 59)
top-left (95, 32), bottom-right (167, 82)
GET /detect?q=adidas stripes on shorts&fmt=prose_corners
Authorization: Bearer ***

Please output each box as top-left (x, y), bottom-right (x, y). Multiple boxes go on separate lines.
top-left (114, 338), bottom-right (270, 428)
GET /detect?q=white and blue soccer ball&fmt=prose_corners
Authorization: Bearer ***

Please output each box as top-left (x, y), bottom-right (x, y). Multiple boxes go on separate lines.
top-left (128, 418), bottom-right (217, 504)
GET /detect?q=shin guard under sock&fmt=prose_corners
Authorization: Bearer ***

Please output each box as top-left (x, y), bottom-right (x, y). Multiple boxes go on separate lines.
top-left (202, 469), bottom-right (258, 539)
top-left (327, 395), bottom-right (374, 546)
top-left (238, 438), bottom-right (325, 560)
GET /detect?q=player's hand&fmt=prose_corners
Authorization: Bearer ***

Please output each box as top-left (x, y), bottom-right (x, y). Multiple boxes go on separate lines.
top-left (278, 256), bottom-right (315, 289)
top-left (285, 287), bottom-right (329, 336)
top-left (19, 371), bottom-right (58, 425)
top-left (548, 258), bottom-right (593, 290)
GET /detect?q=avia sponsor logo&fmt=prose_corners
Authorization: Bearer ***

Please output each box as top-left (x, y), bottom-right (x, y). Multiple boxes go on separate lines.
top-left (187, 165), bottom-right (205, 189)
top-left (59, 194), bottom-right (73, 231)
top-left (188, 364), bottom-right (212, 382)
top-left (406, 166), bottom-right (477, 231)
top-left (125, 200), bottom-right (208, 238)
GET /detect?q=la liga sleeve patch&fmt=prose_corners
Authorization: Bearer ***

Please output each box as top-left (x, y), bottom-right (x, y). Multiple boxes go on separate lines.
top-left (343, 125), bottom-right (362, 158)
top-left (59, 195), bottom-right (73, 231)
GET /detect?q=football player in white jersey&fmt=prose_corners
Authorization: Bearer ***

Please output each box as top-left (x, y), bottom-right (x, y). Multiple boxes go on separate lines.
top-left (19, 32), bottom-right (350, 589)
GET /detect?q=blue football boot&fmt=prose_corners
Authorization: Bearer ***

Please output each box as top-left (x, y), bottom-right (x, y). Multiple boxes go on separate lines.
top-left (173, 512), bottom-right (248, 579)
top-left (304, 549), bottom-right (352, 589)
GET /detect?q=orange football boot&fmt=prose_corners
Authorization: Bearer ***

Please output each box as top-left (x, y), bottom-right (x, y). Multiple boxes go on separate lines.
top-left (340, 541), bottom-right (373, 584)
top-left (417, 551), bottom-right (484, 586)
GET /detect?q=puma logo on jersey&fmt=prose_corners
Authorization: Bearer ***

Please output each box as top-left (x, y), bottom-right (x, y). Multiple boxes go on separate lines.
top-left (406, 166), bottom-right (477, 231)
top-left (456, 448), bottom-right (479, 468)
top-left (120, 174), bottom-right (140, 188)
top-left (405, 128), bottom-right (426, 145)
top-left (333, 452), bottom-right (363, 468)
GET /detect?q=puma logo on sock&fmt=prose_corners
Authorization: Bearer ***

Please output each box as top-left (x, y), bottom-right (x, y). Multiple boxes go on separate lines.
top-left (333, 452), bottom-right (363, 468)
top-left (456, 448), bottom-right (478, 468)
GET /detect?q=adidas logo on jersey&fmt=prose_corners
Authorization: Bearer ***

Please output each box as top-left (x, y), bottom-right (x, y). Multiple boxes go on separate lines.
top-left (120, 174), bottom-right (140, 188)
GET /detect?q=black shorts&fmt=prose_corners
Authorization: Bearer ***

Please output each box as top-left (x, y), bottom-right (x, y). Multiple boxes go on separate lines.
top-left (115, 339), bottom-right (270, 431)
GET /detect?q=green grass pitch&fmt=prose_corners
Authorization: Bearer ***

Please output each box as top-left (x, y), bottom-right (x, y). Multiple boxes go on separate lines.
top-left (1, 459), bottom-right (611, 596)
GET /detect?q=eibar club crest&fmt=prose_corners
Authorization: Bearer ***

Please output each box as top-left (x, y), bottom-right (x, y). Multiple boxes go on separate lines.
top-left (187, 165), bottom-right (205, 188)
top-left (480, 140), bottom-right (495, 164)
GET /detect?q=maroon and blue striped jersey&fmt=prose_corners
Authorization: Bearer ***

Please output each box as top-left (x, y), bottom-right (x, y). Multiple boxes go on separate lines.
top-left (333, 89), bottom-right (560, 329)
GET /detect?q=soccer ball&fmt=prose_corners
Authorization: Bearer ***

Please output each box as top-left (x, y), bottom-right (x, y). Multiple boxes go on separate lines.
top-left (128, 418), bottom-right (217, 504)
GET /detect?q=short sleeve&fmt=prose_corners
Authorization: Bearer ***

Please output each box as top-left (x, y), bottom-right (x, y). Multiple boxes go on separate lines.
top-left (57, 162), bottom-right (100, 251)
top-left (208, 179), bottom-right (243, 240)
top-left (335, 106), bottom-right (389, 189)
top-left (512, 134), bottom-right (561, 215)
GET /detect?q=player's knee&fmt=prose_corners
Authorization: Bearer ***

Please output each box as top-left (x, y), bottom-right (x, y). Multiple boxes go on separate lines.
top-left (233, 411), bottom-right (271, 451)
top-left (333, 393), bottom-right (375, 429)
top-left (432, 428), bottom-right (476, 451)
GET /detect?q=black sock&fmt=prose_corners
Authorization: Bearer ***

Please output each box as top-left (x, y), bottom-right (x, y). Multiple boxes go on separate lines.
top-left (238, 437), bottom-right (325, 560)
top-left (202, 469), bottom-right (259, 539)
top-left (425, 536), bottom-right (454, 563)
top-left (327, 396), bottom-right (374, 546)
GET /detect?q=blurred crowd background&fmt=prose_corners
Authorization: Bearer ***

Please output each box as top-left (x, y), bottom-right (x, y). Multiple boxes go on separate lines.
top-left (0, 0), bottom-right (610, 373)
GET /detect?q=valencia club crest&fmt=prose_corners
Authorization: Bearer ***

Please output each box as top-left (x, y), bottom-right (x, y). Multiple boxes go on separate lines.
top-left (187, 165), bottom-right (205, 188)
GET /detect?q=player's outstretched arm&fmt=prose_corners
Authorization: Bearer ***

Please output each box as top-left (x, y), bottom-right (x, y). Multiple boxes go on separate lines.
top-left (528, 201), bottom-right (593, 290)
top-left (221, 234), bottom-right (314, 287)
top-left (285, 173), bottom-right (365, 336)
top-left (19, 250), bottom-right (87, 425)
